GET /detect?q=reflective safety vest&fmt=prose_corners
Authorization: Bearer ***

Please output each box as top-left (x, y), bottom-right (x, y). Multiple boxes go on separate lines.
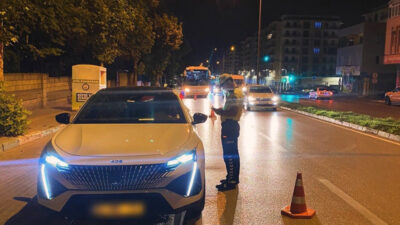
top-left (221, 88), bottom-right (244, 122)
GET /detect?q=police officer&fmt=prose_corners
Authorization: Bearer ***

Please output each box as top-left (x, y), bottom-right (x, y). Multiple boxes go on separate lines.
top-left (212, 74), bottom-right (243, 191)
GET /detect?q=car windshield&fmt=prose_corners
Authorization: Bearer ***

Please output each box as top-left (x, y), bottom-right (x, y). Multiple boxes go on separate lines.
top-left (234, 79), bottom-right (244, 86)
top-left (74, 91), bottom-right (186, 124)
top-left (184, 70), bottom-right (210, 86)
top-left (249, 87), bottom-right (272, 93)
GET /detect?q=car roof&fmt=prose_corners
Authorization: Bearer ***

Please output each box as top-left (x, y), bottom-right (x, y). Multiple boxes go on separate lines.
top-left (99, 87), bottom-right (173, 93)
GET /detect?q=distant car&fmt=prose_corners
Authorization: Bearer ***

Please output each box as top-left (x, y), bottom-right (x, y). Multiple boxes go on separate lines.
top-left (244, 85), bottom-right (279, 111)
top-left (309, 87), bottom-right (333, 99)
top-left (385, 88), bottom-right (400, 105)
top-left (37, 87), bottom-right (207, 219)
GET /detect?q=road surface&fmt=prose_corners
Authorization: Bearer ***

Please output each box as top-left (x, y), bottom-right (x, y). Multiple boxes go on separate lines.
top-left (1, 97), bottom-right (400, 225)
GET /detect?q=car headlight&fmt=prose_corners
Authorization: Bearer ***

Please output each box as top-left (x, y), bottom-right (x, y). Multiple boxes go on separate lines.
top-left (167, 150), bottom-right (196, 168)
top-left (205, 87), bottom-right (210, 92)
top-left (272, 96), bottom-right (279, 102)
top-left (248, 96), bottom-right (256, 101)
top-left (45, 155), bottom-right (69, 169)
top-left (185, 88), bottom-right (190, 93)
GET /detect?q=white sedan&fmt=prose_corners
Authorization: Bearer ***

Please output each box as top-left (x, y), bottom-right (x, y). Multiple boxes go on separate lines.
top-left (37, 87), bottom-right (207, 220)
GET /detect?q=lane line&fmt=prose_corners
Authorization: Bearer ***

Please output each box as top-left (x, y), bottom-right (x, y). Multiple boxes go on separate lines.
top-left (319, 179), bottom-right (388, 225)
top-left (282, 109), bottom-right (400, 147)
top-left (258, 133), bottom-right (288, 152)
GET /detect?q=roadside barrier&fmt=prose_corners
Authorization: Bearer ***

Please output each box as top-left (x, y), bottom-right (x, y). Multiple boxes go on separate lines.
top-left (281, 172), bottom-right (316, 219)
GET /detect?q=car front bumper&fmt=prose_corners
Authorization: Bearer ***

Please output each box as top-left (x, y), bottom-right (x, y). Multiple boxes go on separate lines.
top-left (247, 101), bottom-right (278, 109)
top-left (37, 161), bottom-right (204, 216)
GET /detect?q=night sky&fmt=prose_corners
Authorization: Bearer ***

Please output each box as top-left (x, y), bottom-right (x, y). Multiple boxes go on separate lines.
top-left (165, 0), bottom-right (388, 65)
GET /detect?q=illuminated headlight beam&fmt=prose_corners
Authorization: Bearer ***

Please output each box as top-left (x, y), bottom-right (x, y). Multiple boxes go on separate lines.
top-left (40, 164), bottom-right (51, 200)
top-left (186, 162), bottom-right (198, 197)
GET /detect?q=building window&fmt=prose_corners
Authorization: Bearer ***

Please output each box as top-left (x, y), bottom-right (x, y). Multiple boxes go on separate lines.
top-left (303, 31), bottom-right (309, 37)
top-left (302, 48), bottom-right (308, 54)
top-left (313, 48), bottom-right (320, 54)
top-left (267, 33), bottom-right (273, 40)
top-left (304, 22), bottom-right (310, 28)
top-left (303, 39), bottom-right (309, 45)
top-left (376, 56), bottom-right (380, 64)
top-left (314, 40), bottom-right (321, 46)
top-left (315, 22), bottom-right (322, 29)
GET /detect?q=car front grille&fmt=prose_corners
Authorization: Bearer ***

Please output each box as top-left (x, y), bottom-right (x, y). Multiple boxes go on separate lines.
top-left (59, 164), bottom-right (172, 191)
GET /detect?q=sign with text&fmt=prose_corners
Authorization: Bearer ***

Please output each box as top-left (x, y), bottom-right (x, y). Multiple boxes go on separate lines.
top-left (72, 65), bottom-right (107, 111)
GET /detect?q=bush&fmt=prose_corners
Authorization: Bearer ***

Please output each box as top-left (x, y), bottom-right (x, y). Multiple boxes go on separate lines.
top-left (281, 102), bottom-right (400, 135)
top-left (0, 82), bottom-right (31, 136)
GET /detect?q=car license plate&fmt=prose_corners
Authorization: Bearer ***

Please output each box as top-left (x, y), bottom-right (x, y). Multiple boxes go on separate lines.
top-left (91, 201), bottom-right (145, 218)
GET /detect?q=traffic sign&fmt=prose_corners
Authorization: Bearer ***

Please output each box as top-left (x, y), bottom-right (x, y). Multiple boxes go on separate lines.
top-left (372, 73), bottom-right (378, 84)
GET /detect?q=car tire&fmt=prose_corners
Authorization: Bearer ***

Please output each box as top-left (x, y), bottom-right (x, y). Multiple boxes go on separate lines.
top-left (185, 190), bottom-right (205, 220)
top-left (385, 97), bottom-right (392, 105)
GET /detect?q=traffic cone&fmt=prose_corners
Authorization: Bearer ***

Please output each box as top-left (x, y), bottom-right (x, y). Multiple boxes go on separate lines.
top-left (209, 108), bottom-right (216, 119)
top-left (194, 95), bottom-right (197, 100)
top-left (281, 172), bottom-right (315, 219)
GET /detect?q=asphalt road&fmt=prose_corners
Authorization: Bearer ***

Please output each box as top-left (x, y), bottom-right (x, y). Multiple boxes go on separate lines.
top-left (1, 97), bottom-right (400, 225)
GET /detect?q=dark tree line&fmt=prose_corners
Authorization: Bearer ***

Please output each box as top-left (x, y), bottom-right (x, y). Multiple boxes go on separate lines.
top-left (0, 0), bottom-right (189, 84)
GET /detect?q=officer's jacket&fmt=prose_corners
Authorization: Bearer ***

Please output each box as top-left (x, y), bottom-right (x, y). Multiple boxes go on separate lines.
top-left (219, 88), bottom-right (244, 122)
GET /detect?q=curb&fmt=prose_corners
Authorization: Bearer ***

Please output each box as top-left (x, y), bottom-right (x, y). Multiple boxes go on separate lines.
top-left (280, 106), bottom-right (400, 143)
top-left (1, 125), bottom-right (65, 152)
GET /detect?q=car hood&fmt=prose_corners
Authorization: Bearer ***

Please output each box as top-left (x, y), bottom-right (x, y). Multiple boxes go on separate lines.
top-left (53, 124), bottom-right (196, 157)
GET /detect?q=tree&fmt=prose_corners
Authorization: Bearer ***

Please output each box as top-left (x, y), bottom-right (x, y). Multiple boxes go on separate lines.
top-left (144, 13), bottom-right (183, 85)
top-left (118, 0), bottom-right (156, 86)
top-left (0, 0), bottom-right (29, 80)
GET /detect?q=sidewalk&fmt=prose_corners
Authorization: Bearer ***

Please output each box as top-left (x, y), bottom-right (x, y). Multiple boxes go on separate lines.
top-left (0, 105), bottom-right (75, 152)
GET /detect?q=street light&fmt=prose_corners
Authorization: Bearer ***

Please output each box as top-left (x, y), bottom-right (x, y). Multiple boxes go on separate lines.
top-left (216, 61), bottom-right (220, 65)
top-left (256, 0), bottom-right (263, 84)
top-left (230, 45), bottom-right (236, 52)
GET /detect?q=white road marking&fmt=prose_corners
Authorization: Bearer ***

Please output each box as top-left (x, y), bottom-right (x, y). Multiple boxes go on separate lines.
top-left (319, 179), bottom-right (388, 225)
top-left (258, 133), bottom-right (288, 152)
top-left (283, 109), bottom-right (400, 147)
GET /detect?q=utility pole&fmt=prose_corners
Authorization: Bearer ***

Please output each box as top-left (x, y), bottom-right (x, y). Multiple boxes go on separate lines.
top-left (256, 0), bottom-right (262, 84)
top-left (0, 21), bottom-right (4, 82)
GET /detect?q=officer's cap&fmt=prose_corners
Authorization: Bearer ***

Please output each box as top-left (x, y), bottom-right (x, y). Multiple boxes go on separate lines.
top-left (219, 74), bottom-right (233, 86)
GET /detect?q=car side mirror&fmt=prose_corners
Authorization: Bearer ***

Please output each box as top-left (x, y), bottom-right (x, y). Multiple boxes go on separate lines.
top-left (56, 113), bottom-right (70, 124)
top-left (192, 113), bottom-right (208, 125)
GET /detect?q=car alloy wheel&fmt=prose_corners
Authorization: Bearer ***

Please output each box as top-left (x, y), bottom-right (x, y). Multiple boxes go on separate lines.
top-left (385, 97), bottom-right (392, 105)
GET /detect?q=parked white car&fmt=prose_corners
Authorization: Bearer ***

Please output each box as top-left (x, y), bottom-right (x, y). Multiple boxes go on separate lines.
top-left (37, 87), bottom-right (207, 220)
top-left (243, 85), bottom-right (279, 111)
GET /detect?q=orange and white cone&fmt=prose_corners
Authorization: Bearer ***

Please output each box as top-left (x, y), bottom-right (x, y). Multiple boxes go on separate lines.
top-left (281, 172), bottom-right (316, 219)
top-left (209, 108), bottom-right (216, 119)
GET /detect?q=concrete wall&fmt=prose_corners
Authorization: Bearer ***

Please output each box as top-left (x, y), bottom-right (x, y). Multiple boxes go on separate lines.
top-left (4, 73), bottom-right (72, 110)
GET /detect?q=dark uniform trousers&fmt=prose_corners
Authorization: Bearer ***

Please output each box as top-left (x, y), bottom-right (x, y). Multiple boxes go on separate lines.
top-left (221, 119), bottom-right (240, 183)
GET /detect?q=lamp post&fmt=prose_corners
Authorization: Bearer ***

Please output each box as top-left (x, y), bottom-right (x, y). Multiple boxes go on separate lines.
top-left (256, 0), bottom-right (262, 84)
